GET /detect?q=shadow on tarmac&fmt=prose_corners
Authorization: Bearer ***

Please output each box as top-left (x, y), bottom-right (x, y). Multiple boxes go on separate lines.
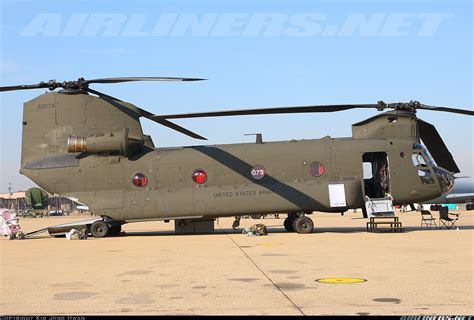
top-left (120, 225), bottom-right (473, 237)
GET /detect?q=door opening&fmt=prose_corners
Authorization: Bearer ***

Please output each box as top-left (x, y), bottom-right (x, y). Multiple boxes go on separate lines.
top-left (362, 152), bottom-right (390, 199)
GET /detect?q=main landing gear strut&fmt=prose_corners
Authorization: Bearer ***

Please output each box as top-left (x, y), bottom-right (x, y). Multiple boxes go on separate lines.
top-left (284, 213), bottom-right (314, 234)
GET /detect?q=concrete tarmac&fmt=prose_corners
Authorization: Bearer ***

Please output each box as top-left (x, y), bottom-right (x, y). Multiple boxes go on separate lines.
top-left (1, 211), bottom-right (473, 315)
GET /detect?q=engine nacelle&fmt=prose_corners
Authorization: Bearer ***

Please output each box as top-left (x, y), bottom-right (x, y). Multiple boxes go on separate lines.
top-left (67, 128), bottom-right (143, 156)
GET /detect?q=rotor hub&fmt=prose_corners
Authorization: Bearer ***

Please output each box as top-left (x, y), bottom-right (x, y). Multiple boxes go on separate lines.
top-left (377, 100), bottom-right (421, 113)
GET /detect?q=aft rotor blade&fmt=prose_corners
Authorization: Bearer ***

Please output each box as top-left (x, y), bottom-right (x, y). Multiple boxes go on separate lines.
top-left (0, 83), bottom-right (51, 92)
top-left (82, 77), bottom-right (206, 85)
top-left (154, 104), bottom-right (378, 120)
top-left (85, 88), bottom-right (207, 140)
top-left (417, 104), bottom-right (474, 116)
top-left (417, 119), bottom-right (460, 173)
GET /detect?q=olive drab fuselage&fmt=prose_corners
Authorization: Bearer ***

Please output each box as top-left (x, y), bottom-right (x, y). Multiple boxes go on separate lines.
top-left (20, 92), bottom-right (452, 222)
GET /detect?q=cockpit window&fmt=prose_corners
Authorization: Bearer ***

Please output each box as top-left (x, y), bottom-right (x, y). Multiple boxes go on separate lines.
top-left (412, 144), bottom-right (435, 184)
top-left (412, 143), bottom-right (436, 166)
top-left (417, 169), bottom-right (435, 184)
top-left (412, 152), bottom-right (427, 167)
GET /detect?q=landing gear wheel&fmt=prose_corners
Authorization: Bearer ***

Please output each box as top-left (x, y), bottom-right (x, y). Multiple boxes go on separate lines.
top-left (284, 217), bottom-right (295, 232)
top-left (232, 219), bottom-right (240, 230)
top-left (90, 220), bottom-right (109, 238)
top-left (108, 224), bottom-right (122, 236)
top-left (293, 216), bottom-right (314, 234)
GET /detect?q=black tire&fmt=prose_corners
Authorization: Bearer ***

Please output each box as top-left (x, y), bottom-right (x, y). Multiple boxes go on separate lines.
top-left (109, 224), bottom-right (122, 236)
top-left (284, 217), bottom-right (295, 232)
top-left (90, 220), bottom-right (109, 238)
top-left (466, 203), bottom-right (473, 211)
top-left (250, 214), bottom-right (262, 219)
top-left (293, 216), bottom-right (314, 234)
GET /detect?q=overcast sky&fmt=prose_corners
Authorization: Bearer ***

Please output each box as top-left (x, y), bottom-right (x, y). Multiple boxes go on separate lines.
top-left (0, 0), bottom-right (472, 193)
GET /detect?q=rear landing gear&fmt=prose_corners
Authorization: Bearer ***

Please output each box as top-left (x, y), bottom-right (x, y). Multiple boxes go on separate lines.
top-left (284, 213), bottom-right (314, 234)
top-left (108, 223), bottom-right (123, 236)
top-left (90, 220), bottom-right (109, 238)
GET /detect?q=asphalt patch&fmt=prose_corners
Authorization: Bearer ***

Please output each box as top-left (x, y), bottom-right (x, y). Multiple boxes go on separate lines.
top-left (274, 283), bottom-right (306, 291)
top-left (53, 292), bottom-right (96, 300)
top-left (228, 278), bottom-right (260, 282)
top-left (373, 298), bottom-right (401, 304)
top-left (270, 270), bottom-right (298, 274)
top-left (116, 270), bottom-right (152, 277)
top-left (115, 293), bottom-right (155, 305)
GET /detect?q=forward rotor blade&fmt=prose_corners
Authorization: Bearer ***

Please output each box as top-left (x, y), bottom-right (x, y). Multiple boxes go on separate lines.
top-left (82, 77), bottom-right (206, 85)
top-left (417, 119), bottom-right (460, 173)
top-left (417, 104), bottom-right (474, 116)
top-left (153, 118), bottom-right (207, 140)
top-left (85, 88), bottom-right (207, 140)
top-left (154, 104), bottom-right (378, 120)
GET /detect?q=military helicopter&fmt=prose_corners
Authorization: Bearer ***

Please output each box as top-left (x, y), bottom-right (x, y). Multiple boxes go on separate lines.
top-left (1, 77), bottom-right (472, 237)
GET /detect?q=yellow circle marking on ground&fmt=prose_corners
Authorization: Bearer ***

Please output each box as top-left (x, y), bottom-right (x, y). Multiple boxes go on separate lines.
top-left (316, 278), bottom-right (367, 283)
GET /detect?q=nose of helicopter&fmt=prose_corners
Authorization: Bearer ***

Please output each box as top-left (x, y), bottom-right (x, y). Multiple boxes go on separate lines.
top-left (433, 166), bottom-right (455, 195)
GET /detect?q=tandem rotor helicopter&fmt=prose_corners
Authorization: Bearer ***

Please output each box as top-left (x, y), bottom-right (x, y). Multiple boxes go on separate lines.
top-left (1, 77), bottom-right (473, 237)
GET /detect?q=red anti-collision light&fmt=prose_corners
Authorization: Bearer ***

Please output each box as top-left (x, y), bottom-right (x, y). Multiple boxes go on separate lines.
top-left (310, 162), bottom-right (325, 177)
top-left (132, 173), bottom-right (148, 187)
top-left (192, 169), bottom-right (207, 184)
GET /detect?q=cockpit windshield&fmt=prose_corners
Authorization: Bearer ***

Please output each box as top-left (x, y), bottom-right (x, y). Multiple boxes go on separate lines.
top-left (412, 143), bottom-right (436, 185)
top-left (412, 143), bottom-right (436, 166)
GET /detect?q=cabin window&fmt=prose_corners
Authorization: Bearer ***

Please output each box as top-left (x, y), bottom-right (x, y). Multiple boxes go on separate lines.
top-left (363, 162), bottom-right (373, 179)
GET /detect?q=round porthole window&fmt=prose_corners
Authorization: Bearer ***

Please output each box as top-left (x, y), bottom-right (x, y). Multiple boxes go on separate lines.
top-left (192, 169), bottom-right (207, 184)
top-left (251, 165), bottom-right (266, 180)
top-left (309, 162), bottom-right (325, 177)
top-left (132, 173), bottom-right (148, 187)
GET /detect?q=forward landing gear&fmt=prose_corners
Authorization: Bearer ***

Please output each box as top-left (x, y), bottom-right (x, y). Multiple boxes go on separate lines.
top-left (232, 217), bottom-right (241, 230)
top-left (284, 213), bottom-right (314, 234)
top-left (293, 216), bottom-right (314, 234)
top-left (284, 216), bottom-right (294, 232)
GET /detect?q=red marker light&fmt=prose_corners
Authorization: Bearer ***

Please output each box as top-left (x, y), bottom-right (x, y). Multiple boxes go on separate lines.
top-left (192, 169), bottom-right (207, 184)
top-left (132, 173), bottom-right (148, 187)
top-left (310, 162), bottom-right (325, 177)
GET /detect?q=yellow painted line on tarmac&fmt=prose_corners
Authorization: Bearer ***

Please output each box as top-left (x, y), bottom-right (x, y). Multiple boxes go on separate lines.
top-left (316, 278), bottom-right (367, 283)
